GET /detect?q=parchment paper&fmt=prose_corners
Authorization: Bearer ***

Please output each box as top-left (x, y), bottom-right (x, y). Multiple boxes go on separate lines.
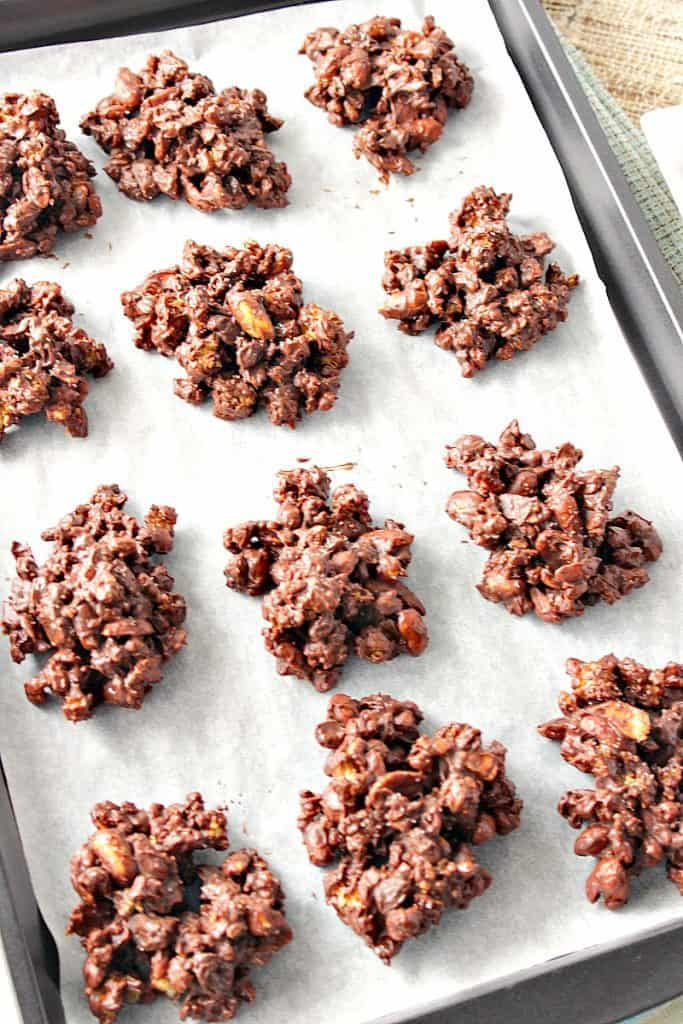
top-left (0, 2), bottom-right (681, 1022)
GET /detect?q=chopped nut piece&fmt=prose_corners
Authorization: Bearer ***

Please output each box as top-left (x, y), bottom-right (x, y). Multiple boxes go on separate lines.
top-left (444, 420), bottom-right (661, 622)
top-left (228, 291), bottom-right (275, 341)
top-left (81, 50), bottom-right (290, 210)
top-left (1, 485), bottom-right (186, 721)
top-left (0, 278), bottom-right (112, 444)
top-left (599, 701), bottom-right (651, 742)
top-left (539, 655), bottom-right (683, 909)
top-left (300, 693), bottom-right (521, 961)
top-left (300, 16), bottom-right (473, 182)
top-left (0, 91), bottom-right (101, 261)
top-left (223, 467), bottom-right (428, 691)
top-left (397, 607), bottom-right (428, 655)
top-left (380, 186), bottom-right (578, 376)
top-left (121, 240), bottom-right (352, 428)
top-left (68, 794), bottom-right (292, 1023)
top-left (366, 770), bottom-right (423, 805)
top-left (90, 831), bottom-right (137, 887)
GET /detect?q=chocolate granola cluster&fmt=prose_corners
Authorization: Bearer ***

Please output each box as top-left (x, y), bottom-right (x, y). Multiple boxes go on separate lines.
top-left (0, 278), bottom-right (112, 443)
top-left (539, 655), bottom-right (683, 909)
top-left (81, 50), bottom-right (291, 211)
top-left (1, 485), bottom-right (187, 722)
top-left (380, 186), bottom-right (579, 377)
top-left (445, 420), bottom-right (662, 623)
top-left (223, 468), bottom-right (428, 691)
top-left (300, 15), bottom-right (473, 182)
top-left (68, 793), bottom-right (292, 1023)
top-left (121, 240), bottom-right (352, 428)
top-left (299, 693), bottom-right (522, 961)
top-left (0, 91), bottom-right (102, 261)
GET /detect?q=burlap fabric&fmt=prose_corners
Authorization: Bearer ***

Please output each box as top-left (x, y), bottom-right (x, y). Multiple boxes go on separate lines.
top-left (543, 0), bottom-right (683, 121)
top-left (541, 1), bottom-right (683, 286)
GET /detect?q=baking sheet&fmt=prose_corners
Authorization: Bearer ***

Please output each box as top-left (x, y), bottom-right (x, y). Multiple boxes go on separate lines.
top-left (0, 1), bottom-right (681, 1022)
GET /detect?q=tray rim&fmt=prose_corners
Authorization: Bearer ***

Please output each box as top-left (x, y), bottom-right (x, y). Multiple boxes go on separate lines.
top-left (1, 2), bottom-right (682, 1023)
top-left (374, 914), bottom-right (683, 1024)
top-left (0, 766), bottom-right (64, 1024)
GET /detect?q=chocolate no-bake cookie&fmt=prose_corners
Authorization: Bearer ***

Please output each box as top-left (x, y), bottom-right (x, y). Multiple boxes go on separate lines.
top-left (223, 468), bottom-right (428, 691)
top-left (0, 278), bottom-right (112, 443)
top-left (300, 15), bottom-right (473, 182)
top-left (444, 420), bottom-right (662, 623)
top-left (540, 655), bottom-right (683, 909)
top-left (380, 186), bottom-right (579, 377)
top-left (68, 792), bottom-right (292, 1023)
top-left (0, 91), bottom-right (102, 261)
top-left (299, 693), bottom-right (521, 961)
top-left (81, 50), bottom-right (291, 210)
top-left (1, 484), bottom-right (187, 721)
top-left (121, 240), bottom-right (352, 428)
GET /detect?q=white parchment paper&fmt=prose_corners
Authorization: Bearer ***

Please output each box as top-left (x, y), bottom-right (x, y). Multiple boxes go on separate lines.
top-left (1, 2), bottom-right (682, 1022)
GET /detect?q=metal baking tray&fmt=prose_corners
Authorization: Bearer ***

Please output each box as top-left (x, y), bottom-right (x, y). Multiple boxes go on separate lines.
top-left (1, 1), bottom-right (682, 1022)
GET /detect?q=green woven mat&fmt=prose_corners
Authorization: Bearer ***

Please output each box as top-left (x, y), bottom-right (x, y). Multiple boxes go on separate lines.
top-left (562, 38), bottom-right (683, 288)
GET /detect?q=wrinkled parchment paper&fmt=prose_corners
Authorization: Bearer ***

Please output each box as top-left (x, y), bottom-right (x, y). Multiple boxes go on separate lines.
top-left (1, 2), bottom-right (681, 1022)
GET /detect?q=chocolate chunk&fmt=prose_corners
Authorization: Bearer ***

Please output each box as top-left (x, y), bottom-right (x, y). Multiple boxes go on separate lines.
top-left (0, 278), bottom-right (112, 444)
top-left (81, 50), bottom-right (291, 210)
top-left (68, 793), bottom-right (292, 1023)
top-left (121, 240), bottom-right (352, 429)
top-left (223, 468), bottom-right (428, 691)
top-left (300, 16), bottom-right (472, 182)
top-left (1, 485), bottom-right (187, 721)
top-left (0, 91), bottom-right (102, 261)
top-left (444, 420), bottom-right (661, 623)
top-left (299, 693), bottom-right (521, 961)
top-left (539, 655), bottom-right (683, 908)
top-left (380, 186), bottom-right (579, 376)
